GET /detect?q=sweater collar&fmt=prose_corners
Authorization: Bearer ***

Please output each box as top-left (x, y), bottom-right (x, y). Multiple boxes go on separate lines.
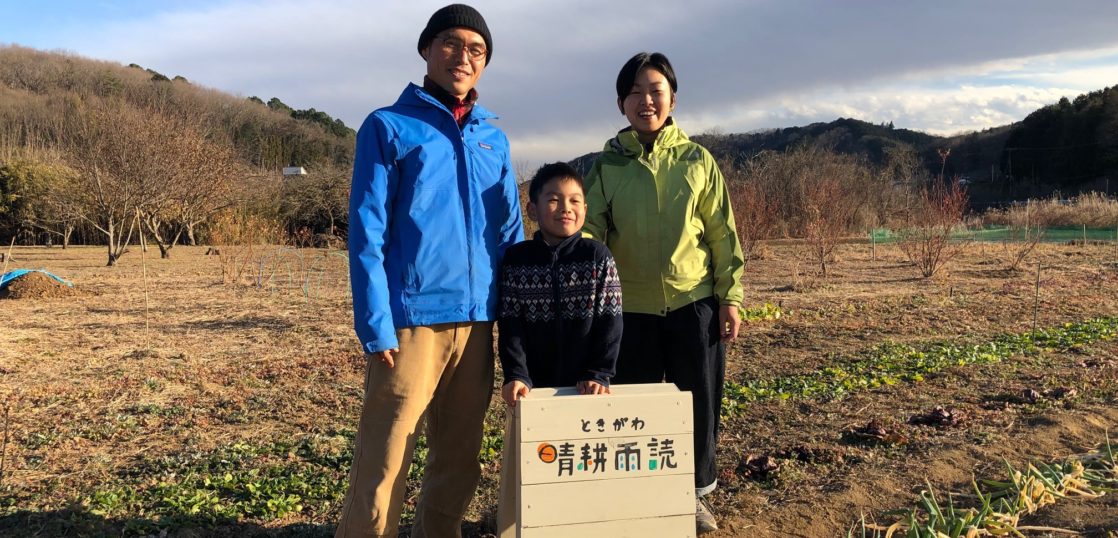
top-left (403, 83), bottom-right (496, 122)
top-left (423, 76), bottom-right (477, 126)
top-left (533, 230), bottom-right (581, 251)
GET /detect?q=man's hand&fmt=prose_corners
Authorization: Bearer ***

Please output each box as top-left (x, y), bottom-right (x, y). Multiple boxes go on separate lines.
top-left (502, 380), bottom-right (530, 407)
top-left (577, 380), bottom-right (610, 395)
top-left (370, 348), bottom-right (400, 368)
top-left (718, 304), bottom-right (741, 342)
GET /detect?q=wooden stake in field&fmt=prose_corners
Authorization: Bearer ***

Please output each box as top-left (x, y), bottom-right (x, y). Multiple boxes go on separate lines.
top-left (0, 403), bottom-right (9, 489)
top-left (1, 236), bottom-right (14, 274)
top-left (134, 210), bottom-right (151, 332)
top-left (1033, 263), bottom-right (1042, 333)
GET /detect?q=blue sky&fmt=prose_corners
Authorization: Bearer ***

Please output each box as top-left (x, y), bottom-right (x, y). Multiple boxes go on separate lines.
top-left (4, 0), bottom-right (1118, 164)
top-left (3, 1), bottom-right (225, 46)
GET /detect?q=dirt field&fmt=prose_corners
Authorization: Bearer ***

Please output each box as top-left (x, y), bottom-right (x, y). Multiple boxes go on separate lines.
top-left (1, 241), bottom-right (1116, 537)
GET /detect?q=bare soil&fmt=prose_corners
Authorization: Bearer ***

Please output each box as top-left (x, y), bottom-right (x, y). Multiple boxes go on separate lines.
top-left (0, 271), bottom-right (79, 299)
top-left (0, 242), bottom-right (1116, 537)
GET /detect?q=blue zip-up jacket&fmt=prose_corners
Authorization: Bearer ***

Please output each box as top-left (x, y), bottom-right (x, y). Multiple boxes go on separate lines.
top-left (349, 83), bottom-right (524, 353)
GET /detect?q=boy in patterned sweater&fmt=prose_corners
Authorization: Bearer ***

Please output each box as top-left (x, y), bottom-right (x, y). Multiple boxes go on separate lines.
top-left (495, 162), bottom-right (623, 537)
top-left (498, 161), bottom-right (623, 401)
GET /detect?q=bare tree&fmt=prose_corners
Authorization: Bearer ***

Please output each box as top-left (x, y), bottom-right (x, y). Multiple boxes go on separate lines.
top-left (894, 178), bottom-right (969, 278)
top-left (875, 146), bottom-right (926, 226)
top-left (742, 146), bottom-right (871, 276)
top-left (23, 160), bottom-right (83, 248)
top-left (64, 101), bottom-right (190, 265)
top-left (513, 159), bottom-right (534, 184)
top-left (279, 165), bottom-right (349, 240)
top-left (64, 103), bottom-right (138, 264)
top-left (1002, 200), bottom-right (1045, 271)
top-left (136, 117), bottom-right (240, 258)
top-left (725, 165), bottom-right (778, 272)
top-left (0, 153), bottom-right (82, 246)
top-left (801, 175), bottom-right (862, 277)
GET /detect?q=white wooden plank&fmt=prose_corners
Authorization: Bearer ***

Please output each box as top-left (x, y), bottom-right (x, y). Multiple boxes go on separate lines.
top-left (526, 383), bottom-right (687, 398)
top-left (520, 473), bottom-right (695, 528)
top-left (517, 384), bottom-right (692, 442)
top-left (520, 514), bottom-right (695, 538)
top-left (519, 433), bottom-right (694, 485)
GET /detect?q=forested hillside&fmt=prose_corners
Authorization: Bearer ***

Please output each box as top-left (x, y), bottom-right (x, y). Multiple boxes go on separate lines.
top-left (1003, 87), bottom-right (1118, 190)
top-left (0, 46), bottom-right (355, 260)
top-left (0, 45), bottom-right (354, 169)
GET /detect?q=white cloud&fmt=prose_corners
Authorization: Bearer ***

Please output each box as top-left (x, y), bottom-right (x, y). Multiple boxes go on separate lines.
top-left (681, 81), bottom-right (1076, 141)
top-left (19, 0), bottom-right (1118, 164)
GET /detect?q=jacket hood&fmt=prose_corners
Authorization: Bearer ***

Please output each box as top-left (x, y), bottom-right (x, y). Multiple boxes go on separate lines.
top-left (604, 117), bottom-right (687, 157)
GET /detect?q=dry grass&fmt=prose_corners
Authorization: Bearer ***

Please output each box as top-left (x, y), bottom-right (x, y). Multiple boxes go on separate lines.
top-left (1, 240), bottom-right (1117, 537)
top-left (981, 192), bottom-right (1118, 228)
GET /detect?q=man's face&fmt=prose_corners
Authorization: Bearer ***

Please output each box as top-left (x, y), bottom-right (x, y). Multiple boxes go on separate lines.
top-left (422, 27), bottom-right (487, 99)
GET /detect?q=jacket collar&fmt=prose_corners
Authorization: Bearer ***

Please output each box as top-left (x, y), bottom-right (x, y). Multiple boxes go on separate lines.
top-left (532, 230), bottom-right (581, 252)
top-left (607, 117), bottom-right (685, 157)
top-left (398, 83), bottom-right (497, 122)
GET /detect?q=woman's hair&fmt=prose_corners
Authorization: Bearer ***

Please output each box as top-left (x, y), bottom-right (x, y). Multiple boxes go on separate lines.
top-left (528, 162), bottom-right (584, 203)
top-left (615, 52), bottom-right (678, 101)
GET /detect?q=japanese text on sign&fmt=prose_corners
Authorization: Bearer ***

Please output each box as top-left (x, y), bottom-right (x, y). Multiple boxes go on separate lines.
top-left (580, 416), bottom-right (647, 432)
top-left (536, 437), bottom-right (678, 477)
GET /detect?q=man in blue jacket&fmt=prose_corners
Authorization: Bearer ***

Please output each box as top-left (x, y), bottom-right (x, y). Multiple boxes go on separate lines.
top-left (336, 5), bottom-right (523, 537)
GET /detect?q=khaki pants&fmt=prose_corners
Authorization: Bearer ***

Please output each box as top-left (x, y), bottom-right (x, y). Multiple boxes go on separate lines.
top-left (336, 322), bottom-right (495, 538)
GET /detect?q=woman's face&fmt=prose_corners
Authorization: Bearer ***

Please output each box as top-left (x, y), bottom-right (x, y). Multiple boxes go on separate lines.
top-left (620, 67), bottom-right (676, 141)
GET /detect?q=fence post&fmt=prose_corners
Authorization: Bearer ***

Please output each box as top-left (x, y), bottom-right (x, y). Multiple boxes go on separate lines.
top-left (1032, 263), bottom-right (1041, 334)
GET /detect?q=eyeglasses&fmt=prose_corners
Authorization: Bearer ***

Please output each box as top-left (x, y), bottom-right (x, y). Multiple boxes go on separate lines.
top-left (438, 36), bottom-right (487, 62)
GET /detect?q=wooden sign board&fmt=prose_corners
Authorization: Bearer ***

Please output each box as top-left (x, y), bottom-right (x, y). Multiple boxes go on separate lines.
top-left (513, 383), bottom-right (695, 537)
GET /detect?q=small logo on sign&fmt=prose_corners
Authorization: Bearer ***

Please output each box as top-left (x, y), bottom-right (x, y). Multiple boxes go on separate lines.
top-left (537, 443), bottom-right (557, 463)
top-left (478, 142), bottom-right (493, 150)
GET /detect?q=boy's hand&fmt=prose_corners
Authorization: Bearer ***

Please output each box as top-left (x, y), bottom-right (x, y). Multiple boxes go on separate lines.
top-left (577, 380), bottom-right (610, 395)
top-left (502, 380), bottom-right (530, 407)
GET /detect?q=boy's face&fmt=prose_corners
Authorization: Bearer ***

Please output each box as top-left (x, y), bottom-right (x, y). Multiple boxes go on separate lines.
top-left (529, 177), bottom-right (585, 245)
top-left (422, 27), bottom-right (487, 99)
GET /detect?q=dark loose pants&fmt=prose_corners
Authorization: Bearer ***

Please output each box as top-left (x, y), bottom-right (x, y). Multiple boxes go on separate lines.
top-left (612, 296), bottom-right (724, 494)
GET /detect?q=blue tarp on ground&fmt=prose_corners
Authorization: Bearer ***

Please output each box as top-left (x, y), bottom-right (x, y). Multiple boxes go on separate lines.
top-left (0, 269), bottom-right (73, 290)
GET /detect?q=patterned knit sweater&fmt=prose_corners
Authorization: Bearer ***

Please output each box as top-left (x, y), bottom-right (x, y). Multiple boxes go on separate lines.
top-left (498, 232), bottom-right (623, 388)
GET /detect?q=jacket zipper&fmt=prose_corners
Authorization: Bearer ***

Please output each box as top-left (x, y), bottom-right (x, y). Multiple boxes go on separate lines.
top-left (461, 127), bottom-right (474, 309)
top-left (551, 246), bottom-right (563, 358)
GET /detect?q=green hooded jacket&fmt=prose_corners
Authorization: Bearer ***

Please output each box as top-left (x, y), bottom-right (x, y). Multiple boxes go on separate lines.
top-left (584, 120), bottom-right (744, 316)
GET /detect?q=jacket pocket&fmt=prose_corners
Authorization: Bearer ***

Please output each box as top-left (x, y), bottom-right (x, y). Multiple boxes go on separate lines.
top-left (403, 263), bottom-right (421, 295)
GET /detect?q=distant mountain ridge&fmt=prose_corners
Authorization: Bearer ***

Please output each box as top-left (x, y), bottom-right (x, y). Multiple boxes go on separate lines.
top-left (571, 85), bottom-right (1118, 203)
top-left (4, 45), bottom-right (1115, 203)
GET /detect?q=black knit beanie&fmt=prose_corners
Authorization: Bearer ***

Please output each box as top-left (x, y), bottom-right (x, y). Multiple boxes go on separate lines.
top-left (417, 4), bottom-right (493, 65)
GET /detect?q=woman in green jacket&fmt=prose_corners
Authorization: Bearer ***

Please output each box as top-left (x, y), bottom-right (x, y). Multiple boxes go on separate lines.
top-left (583, 52), bottom-right (745, 534)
